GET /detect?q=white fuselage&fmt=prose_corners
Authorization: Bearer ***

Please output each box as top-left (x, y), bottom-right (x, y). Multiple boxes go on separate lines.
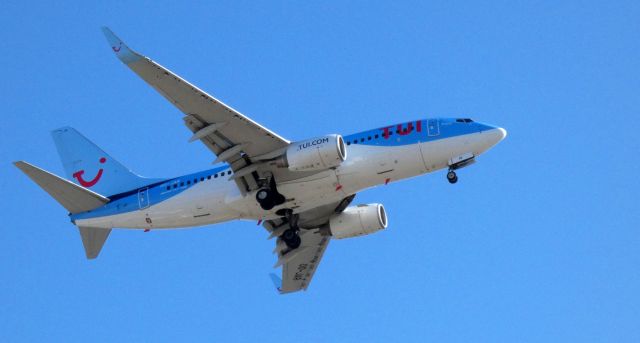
top-left (74, 128), bottom-right (505, 230)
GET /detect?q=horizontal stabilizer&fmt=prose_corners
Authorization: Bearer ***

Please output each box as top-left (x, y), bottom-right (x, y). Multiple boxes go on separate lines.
top-left (14, 161), bottom-right (109, 214)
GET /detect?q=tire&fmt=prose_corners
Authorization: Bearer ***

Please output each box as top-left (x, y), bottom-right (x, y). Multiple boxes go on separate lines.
top-left (284, 234), bottom-right (301, 250)
top-left (260, 198), bottom-right (275, 210)
top-left (282, 228), bottom-right (297, 240)
top-left (281, 229), bottom-right (301, 249)
top-left (447, 170), bottom-right (457, 182)
top-left (256, 189), bottom-right (276, 210)
top-left (256, 189), bottom-right (270, 201)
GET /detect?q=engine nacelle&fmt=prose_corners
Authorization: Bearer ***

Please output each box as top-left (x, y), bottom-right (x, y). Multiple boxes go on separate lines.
top-left (329, 203), bottom-right (388, 239)
top-left (280, 134), bottom-right (347, 172)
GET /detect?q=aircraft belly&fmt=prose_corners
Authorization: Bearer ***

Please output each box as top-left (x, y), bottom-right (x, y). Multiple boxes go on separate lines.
top-left (275, 169), bottom-right (341, 210)
top-left (77, 180), bottom-right (242, 229)
top-left (336, 144), bottom-right (425, 194)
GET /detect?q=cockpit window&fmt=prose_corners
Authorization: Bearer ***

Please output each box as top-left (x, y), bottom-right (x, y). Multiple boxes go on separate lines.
top-left (456, 118), bottom-right (474, 123)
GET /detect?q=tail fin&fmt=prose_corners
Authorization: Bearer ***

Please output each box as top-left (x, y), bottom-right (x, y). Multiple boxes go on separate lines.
top-left (78, 226), bottom-right (111, 259)
top-left (51, 127), bottom-right (156, 196)
top-left (14, 161), bottom-right (113, 259)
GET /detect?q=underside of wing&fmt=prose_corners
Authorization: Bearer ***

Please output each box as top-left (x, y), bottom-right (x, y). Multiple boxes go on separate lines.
top-left (264, 195), bottom-right (356, 294)
top-left (276, 229), bottom-right (331, 294)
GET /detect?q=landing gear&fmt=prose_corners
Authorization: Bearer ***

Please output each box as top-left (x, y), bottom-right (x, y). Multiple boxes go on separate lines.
top-left (447, 170), bottom-right (458, 184)
top-left (280, 210), bottom-right (301, 249)
top-left (281, 228), bottom-right (301, 249)
top-left (256, 188), bottom-right (275, 210)
top-left (256, 177), bottom-right (286, 210)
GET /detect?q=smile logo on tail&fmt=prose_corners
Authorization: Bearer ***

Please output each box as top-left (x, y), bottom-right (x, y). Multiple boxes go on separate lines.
top-left (112, 43), bottom-right (122, 52)
top-left (73, 157), bottom-right (106, 187)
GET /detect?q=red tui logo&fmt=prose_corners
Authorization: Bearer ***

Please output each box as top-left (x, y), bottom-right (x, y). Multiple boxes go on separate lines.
top-left (73, 157), bottom-right (106, 187)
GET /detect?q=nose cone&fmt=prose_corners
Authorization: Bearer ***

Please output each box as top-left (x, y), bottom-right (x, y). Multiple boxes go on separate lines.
top-left (485, 127), bottom-right (507, 146)
top-left (475, 123), bottom-right (507, 152)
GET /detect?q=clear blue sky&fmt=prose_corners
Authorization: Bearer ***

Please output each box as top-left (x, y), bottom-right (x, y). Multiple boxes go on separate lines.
top-left (1, 1), bottom-right (638, 342)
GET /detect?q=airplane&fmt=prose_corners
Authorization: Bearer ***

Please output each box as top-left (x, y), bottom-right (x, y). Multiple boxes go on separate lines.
top-left (14, 28), bottom-right (507, 294)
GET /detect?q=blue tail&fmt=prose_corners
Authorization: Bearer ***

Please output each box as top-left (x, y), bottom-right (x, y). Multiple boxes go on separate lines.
top-left (51, 127), bottom-right (158, 196)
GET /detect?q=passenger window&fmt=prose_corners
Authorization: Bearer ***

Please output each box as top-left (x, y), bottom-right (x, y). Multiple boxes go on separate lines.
top-left (375, 134), bottom-right (379, 139)
top-left (360, 138), bottom-right (364, 143)
top-left (347, 141), bottom-right (351, 145)
top-left (187, 180), bottom-right (191, 185)
top-left (214, 174), bottom-right (218, 178)
top-left (180, 182), bottom-right (184, 186)
top-left (368, 136), bottom-right (371, 140)
top-left (207, 175), bottom-right (211, 180)
top-left (200, 177), bottom-right (204, 182)
top-left (166, 186), bottom-right (170, 191)
top-left (194, 179), bottom-right (197, 183)
top-left (173, 184), bottom-right (177, 189)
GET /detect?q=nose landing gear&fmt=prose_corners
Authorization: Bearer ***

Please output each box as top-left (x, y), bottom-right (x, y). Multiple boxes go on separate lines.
top-left (447, 170), bottom-right (458, 184)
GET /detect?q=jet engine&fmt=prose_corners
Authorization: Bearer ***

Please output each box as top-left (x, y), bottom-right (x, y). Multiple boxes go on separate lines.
top-left (329, 203), bottom-right (388, 239)
top-left (278, 134), bottom-right (347, 172)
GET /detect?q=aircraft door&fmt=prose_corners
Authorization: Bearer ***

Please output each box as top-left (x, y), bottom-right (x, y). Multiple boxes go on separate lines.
top-left (427, 119), bottom-right (440, 136)
top-left (138, 187), bottom-right (150, 209)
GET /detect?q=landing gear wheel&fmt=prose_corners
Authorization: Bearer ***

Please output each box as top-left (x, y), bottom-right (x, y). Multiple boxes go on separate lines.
top-left (256, 189), bottom-right (269, 201)
top-left (256, 188), bottom-right (275, 210)
top-left (281, 229), bottom-right (301, 249)
top-left (447, 170), bottom-right (458, 184)
top-left (256, 177), bottom-right (287, 211)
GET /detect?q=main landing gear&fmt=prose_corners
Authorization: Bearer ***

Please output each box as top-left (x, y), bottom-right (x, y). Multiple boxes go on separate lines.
top-left (256, 177), bottom-right (286, 210)
top-left (447, 170), bottom-right (458, 184)
top-left (280, 210), bottom-right (301, 250)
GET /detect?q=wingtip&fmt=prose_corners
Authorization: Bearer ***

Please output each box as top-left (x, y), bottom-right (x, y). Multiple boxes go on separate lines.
top-left (100, 27), bottom-right (142, 64)
top-left (269, 273), bottom-right (283, 294)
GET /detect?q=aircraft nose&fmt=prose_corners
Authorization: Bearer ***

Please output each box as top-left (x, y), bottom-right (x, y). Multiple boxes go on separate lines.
top-left (483, 126), bottom-right (507, 147)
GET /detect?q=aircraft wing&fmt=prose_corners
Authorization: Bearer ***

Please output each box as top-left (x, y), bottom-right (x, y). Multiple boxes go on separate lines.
top-left (101, 28), bottom-right (290, 165)
top-left (265, 195), bottom-right (355, 293)
top-left (272, 229), bottom-right (331, 294)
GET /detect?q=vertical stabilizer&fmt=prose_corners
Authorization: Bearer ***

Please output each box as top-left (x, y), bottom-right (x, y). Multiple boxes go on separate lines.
top-left (51, 127), bottom-right (157, 196)
top-left (78, 226), bottom-right (112, 259)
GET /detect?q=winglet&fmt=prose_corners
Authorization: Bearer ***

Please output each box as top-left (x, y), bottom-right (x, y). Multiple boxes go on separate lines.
top-left (269, 273), bottom-right (283, 294)
top-left (100, 27), bottom-right (142, 64)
